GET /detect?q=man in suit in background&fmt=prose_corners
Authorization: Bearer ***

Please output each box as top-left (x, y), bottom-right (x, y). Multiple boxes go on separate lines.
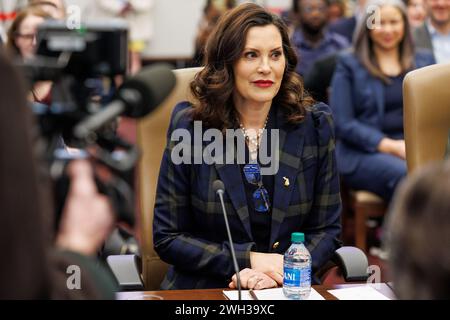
top-left (291, 0), bottom-right (349, 76)
top-left (413, 0), bottom-right (450, 63)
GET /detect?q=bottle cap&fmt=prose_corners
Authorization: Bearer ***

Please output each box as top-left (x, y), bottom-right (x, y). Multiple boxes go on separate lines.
top-left (291, 232), bottom-right (304, 243)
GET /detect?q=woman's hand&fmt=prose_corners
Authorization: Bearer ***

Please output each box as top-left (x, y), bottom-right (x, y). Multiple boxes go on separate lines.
top-left (377, 138), bottom-right (406, 159)
top-left (229, 268), bottom-right (278, 290)
top-left (250, 252), bottom-right (284, 285)
top-left (56, 160), bottom-right (115, 256)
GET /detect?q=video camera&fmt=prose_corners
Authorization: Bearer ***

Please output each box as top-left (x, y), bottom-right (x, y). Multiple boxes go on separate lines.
top-left (18, 19), bottom-right (176, 228)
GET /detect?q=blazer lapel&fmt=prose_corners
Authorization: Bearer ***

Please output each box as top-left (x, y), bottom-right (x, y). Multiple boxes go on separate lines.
top-left (269, 109), bottom-right (305, 246)
top-left (214, 134), bottom-right (253, 239)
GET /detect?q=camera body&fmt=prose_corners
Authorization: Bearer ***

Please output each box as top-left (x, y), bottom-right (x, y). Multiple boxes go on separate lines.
top-left (36, 19), bottom-right (128, 78)
top-left (25, 19), bottom-right (136, 228)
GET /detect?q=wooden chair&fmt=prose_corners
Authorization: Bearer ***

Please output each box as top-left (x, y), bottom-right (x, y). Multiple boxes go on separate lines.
top-left (349, 190), bottom-right (386, 253)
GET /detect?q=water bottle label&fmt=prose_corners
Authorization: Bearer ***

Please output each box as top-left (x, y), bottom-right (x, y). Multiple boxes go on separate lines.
top-left (283, 267), bottom-right (311, 287)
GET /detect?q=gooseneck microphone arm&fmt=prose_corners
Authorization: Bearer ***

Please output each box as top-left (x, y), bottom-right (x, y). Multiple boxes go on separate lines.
top-left (213, 180), bottom-right (242, 301)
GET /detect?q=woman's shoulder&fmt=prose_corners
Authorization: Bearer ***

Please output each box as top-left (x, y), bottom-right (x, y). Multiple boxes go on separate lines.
top-left (304, 102), bottom-right (335, 143)
top-left (308, 102), bottom-right (334, 126)
top-left (169, 101), bottom-right (195, 130)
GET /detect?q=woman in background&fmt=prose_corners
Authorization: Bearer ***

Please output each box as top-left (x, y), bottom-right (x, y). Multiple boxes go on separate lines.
top-left (6, 6), bottom-right (50, 60)
top-left (6, 6), bottom-right (52, 103)
top-left (192, 0), bottom-right (236, 66)
top-left (0, 0), bottom-right (27, 42)
top-left (330, 0), bottom-right (434, 202)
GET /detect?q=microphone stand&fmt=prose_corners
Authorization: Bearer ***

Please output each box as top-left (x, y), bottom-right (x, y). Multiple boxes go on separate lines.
top-left (216, 188), bottom-right (242, 300)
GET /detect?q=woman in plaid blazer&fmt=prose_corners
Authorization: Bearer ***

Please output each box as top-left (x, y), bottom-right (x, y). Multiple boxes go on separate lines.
top-left (153, 3), bottom-right (342, 290)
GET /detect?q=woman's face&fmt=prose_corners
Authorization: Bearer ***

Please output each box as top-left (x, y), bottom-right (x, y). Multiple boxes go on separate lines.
top-left (15, 14), bottom-right (45, 59)
top-left (233, 24), bottom-right (286, 109)
top-left (408, 0), bottom-right (426, 28)
top-left (369, 5), bottom-right (405, 51)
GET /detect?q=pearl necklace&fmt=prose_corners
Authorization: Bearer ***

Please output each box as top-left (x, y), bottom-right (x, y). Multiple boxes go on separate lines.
top-left (239, 115), bottom-right (269, 161)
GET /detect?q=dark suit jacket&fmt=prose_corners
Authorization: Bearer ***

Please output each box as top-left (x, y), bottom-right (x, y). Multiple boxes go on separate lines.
top-left (304, 52), bottom-right (340, 103)
top-left (413, 23), bottom-right (438, 63)
top-left (153, 101), bottom-right (342, 289)
top-left (329, 50), bottom-right (435, 175)
top-left (413, 23), bottom-right (433, 52)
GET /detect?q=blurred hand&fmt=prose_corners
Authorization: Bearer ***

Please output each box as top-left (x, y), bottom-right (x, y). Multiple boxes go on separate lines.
top-left (250, 252), bottom-right (284, 285)
top-left (378, 138), bottom-right (406, 159)
top-left (229, 268), bottom-right (278, 290)
top-left (56, 160), bottom-right (115, 256)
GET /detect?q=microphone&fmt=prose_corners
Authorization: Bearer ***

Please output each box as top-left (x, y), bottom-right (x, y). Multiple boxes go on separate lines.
top-left (213, 180), bottom-right (242, 300)
top-left (74, 63), bottom-right (176, 139)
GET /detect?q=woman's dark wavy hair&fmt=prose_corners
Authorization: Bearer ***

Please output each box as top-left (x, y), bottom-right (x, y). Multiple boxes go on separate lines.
top-left (190, 3), bottom-right (314, 131)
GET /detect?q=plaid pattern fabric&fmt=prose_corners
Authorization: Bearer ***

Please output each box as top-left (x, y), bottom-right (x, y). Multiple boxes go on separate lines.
top-left (153, 101), bottom-right (342, 289)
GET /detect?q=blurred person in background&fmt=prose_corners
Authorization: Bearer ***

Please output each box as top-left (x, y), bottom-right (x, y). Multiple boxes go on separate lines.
top-left (291, 0), bottom-right (349, 76)
top-left (0, 49), bottom-right (116, 299)
top-left (192, 0), bottom-right (236, 66)
top-left (6, 6), bottom-right (53, 103)
top-left (403, 0), bottom-right (426, 28)
top-left (413, 0), bottom-right (450, 63)
top-left (386, 160), bottom-right (450, 299)
top-left (330, 0), bottom-right (434, 203)
top-left (0, 0), bottom-right (27, 41)
top-left (280, 0), bottom-right (305, 35)
top-left (328, 0), bottom-right (347, 23)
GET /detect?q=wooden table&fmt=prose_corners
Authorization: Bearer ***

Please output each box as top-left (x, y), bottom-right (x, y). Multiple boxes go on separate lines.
top-left (117, 283), bottom-right (396, 300)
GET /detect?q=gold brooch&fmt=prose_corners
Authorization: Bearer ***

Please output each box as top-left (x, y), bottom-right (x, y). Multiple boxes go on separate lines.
top-left (283, 177), bottom-right (290, 187)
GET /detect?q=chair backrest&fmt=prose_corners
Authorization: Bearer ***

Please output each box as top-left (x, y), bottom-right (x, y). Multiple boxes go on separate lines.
top-left (403, 63), bottom-right (450, 173)
top-left (137, 67), bottom-right (202, 289)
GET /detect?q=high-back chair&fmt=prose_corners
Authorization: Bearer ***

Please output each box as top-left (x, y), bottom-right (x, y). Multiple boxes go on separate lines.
top-left (138, 67), bottom-right (202, 289)
top-left (404, 63), bottom-right (450, 173)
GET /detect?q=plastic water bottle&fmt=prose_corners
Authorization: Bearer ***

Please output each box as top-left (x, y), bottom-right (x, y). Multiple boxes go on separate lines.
top-left (283, 232), bottom-right (311, 300)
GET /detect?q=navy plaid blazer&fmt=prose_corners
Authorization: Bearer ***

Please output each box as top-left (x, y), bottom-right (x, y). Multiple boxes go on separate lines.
top-left (153, 101), bottom-right (342, 289)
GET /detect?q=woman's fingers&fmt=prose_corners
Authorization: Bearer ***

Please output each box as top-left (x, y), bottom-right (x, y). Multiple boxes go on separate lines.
top-left (254, 275), bottom-right (278, 290)
top-left (266, 270), bottom-right (284, 286)
top-left (230, 268), bottom-right (252, 288)
top-left (229, 269), bottom-right (280, 290)
top-left (247, 274), bottom-right (261, 289)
